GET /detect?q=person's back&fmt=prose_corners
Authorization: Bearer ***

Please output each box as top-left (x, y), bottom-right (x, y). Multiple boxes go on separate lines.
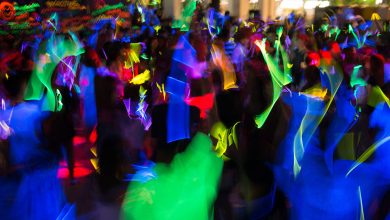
top-left (6, 101), bottom-right (50, 166)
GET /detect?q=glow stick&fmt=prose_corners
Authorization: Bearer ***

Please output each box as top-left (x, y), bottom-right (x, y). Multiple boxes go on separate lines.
top-left (210, 44), bottom-right (238, 90)
top-left (254, 39), bottom-right (292, 128)
top-left (346, 136), bottom-right (390, 177)
top-left (121, 133), bottom-right (223, 220)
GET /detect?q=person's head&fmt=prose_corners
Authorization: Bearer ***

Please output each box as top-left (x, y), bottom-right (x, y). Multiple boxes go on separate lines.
top-left (101, 41), bottom-right (125, 67)
top-left (217, 25), bottom-right (231, 42)
top-left (343, 46), bottom-right (357, 63)
top-left (235, 27), bottom-right (251, 46)
top-left (210, 0), bottom-right (220, 11)
top-left (216, 89), bottom-right (243, 128)
top-left (211, 68), bottom-right (223, 91)
top-left (81, 46), bottom-right (102, 68)
top-left (303, 65), bottom-right (321, 90)
top-left (189, 32), bottom-right (207, 62)
top-left (369, 53), bottom-right (385, 87)
top-left (1, 52), bottom-right (32, 102)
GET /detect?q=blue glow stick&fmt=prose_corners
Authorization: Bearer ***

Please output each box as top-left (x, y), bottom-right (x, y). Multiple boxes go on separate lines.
top-left (166, 76), bottom-right (190, 143)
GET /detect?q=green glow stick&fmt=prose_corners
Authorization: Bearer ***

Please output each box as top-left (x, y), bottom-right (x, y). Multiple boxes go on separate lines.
top-left (321, 24), bottom-right (329, 33)
top-left (350, 65), bottom-right (366, 88)
top-left (121, 133), bottom-right (223, 220)
top-left (335, 28), bottom-right (341, 40)
top-left (172, 0), bottom-right (196, 32)
top-left (24, 32), bottom-right (84, 112)
top-left (14, 3), bottom-right (40, 15)
top-left (329, 27), bottom-right (340, 40)
top-left (14, 3), bottom-right (40, 12)
top-left (56, 89), bottom-right (63, 111)
top-left (348, 24), bottom-right (362, 49)
top-left (9, 22), bottom-right (30, 30)
top-left (254, 39), bottom-right (292, 128)
top-left (274, 27), bottom-right (283, 61)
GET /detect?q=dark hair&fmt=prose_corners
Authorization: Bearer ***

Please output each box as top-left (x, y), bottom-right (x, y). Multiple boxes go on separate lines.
top-left (81, 47), bottom-right (102, 68)
top-left (101, 41), bottom-right (124, 66)
top-left (1, 52), bottom-right (32, 99)
top-left (302, 65), bottom-right (321, 91)
top-left (235, 27), bottom-right (251, 43)
top-left (218, 26), bottom-right (231, 42)
top-left (369, 53), bottom-right (385, 87)
top-left (3, 70), bottom-right (32, 99)
top-left (216, 89), bottom-right (243, 128)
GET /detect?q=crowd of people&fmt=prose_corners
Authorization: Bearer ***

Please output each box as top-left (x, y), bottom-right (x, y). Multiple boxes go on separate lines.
top-left (0, 1), bottom-right (390, 219)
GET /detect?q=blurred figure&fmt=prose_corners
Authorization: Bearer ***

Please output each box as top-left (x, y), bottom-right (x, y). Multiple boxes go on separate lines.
top-left (0, 52), bottom-right (71, 219)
